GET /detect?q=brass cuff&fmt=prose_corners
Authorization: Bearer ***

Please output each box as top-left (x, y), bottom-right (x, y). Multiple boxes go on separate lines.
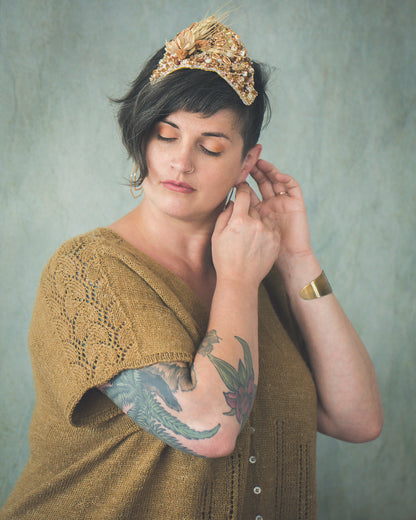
top-left (300, 271), bottom-right (332, 300)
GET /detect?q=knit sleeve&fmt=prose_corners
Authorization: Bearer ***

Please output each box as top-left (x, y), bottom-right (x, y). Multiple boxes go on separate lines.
top-left (31, 235), bottom-right (196, 427)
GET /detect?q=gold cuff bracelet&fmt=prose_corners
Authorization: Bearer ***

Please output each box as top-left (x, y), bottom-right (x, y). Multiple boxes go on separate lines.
top-left (300, 271), bottom-right (333, 300)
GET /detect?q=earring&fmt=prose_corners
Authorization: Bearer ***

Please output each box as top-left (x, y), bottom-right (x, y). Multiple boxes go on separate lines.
top-left (224, 186), bottom-right (236, 209)
top-left (130, 164), bottom-right (143, 199)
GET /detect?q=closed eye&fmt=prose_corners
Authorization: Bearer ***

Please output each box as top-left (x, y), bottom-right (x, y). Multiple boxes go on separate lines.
top-left (157, 134), bottom-right (221, 156)
top-left (157, 135), bottom-right (176, 142)
top-left (201, 146), bottom-right (221, 157)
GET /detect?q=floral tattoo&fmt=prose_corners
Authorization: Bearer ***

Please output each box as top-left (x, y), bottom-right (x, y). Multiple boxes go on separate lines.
top-left (100, 330), bottom-right (255, 456)
top-left (199, 329), bottom-right (222, 357)
top-left (205, 332), bottom-right (256, 425)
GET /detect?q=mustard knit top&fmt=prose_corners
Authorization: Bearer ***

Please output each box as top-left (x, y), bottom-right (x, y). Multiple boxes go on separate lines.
top-left (1, 228), bottom-right (317, 520)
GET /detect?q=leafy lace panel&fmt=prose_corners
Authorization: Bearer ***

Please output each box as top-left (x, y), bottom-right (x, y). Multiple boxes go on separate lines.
top-left (44, 239), bottom-right (136, 383)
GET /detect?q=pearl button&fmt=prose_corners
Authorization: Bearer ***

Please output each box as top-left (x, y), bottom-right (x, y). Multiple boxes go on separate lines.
top-left (253, 486), bottom-right (262, 495)
top-left (255, 516), bottom-right (263, 520)
top-left (249, 455), bottom-right (257, 464)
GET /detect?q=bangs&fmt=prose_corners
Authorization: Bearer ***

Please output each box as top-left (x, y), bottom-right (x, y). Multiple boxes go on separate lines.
top-left (151, 69), bottom-right (245, 117)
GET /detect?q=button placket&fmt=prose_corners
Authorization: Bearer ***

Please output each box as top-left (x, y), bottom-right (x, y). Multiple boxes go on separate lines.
top-left (250, 424), bottom-right (261, 518)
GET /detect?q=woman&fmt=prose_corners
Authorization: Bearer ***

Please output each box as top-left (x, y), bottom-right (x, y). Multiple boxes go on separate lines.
top-left (1, 15), bottom-right (383, 520)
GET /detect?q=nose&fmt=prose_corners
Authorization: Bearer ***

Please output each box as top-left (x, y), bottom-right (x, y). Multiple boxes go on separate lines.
top-left (170, 143), bottom-right (195, 175)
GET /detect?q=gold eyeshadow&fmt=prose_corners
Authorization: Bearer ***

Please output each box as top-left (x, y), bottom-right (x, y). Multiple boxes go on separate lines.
top-left (156, 122), bottom-right (226, 154)
top-left (205, 146), bottom-right (224, 154)
top-left (201, 140), bottom-right (224, 154)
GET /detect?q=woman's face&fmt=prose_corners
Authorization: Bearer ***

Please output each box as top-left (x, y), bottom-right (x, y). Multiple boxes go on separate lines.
top-left (143, 109), bottom-right (260, 224)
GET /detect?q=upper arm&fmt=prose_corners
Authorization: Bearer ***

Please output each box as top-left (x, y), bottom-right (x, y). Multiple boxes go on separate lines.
top-left (99, 362), bottom-right (221, 457)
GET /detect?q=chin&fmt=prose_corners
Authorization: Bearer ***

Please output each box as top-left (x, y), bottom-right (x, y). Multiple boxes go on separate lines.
top-left (160, 197), bottom-right (223, 224)
top-left (145, 182), bottom-right (225, 222)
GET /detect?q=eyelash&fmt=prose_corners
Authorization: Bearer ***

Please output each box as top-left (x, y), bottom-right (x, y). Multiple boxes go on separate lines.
top-left (201, 147), bottom-right (221, 157)
top-left (157, 135), bottom-right (221, 157)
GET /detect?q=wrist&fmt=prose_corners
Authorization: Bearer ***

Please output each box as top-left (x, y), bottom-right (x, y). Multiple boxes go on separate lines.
top-left (209, 277), bottom-right (259, 349)
top-left (299, 270), bottom-right (332, 300)
top-left (215, 276), bottom-right (259, 295)
top-left (276, 252), bottom-right (323, 295)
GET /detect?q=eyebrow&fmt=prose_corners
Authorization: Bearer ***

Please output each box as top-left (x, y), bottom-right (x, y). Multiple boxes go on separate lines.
top-left (160, 119), bottom-right (232, 141)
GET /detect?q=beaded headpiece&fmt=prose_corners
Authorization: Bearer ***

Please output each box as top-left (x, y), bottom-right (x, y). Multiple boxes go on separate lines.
top-left (150, 15), bottom-right (258, 106)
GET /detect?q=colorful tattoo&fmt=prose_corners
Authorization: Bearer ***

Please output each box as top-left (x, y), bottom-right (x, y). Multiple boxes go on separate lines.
top-left (101, 364), bottom-right (219, 456)
top-left (100, 331), bottom-right (256, 457)
top-left (199, 329), bottom-right (222, 357)
top-left (207, 336), bottom-right (256, 425)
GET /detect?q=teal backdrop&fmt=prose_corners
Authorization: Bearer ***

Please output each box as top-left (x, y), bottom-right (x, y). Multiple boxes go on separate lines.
top-left (1, 1), bottom-right (415, 518)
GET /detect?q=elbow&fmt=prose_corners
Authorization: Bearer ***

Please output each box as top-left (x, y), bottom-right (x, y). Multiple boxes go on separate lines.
top-left (319, 404), bottom-right (384, 443)
top-left (347, 409), bottom-right (384, 443)
top-left (360, 411), bottom-right (384, 442)
top-left (196, 431), bottom-right (238, 459)
top-left (359, 401), bottom-right (384, 442)
top-left (213, 434), bottom-right (237, 458)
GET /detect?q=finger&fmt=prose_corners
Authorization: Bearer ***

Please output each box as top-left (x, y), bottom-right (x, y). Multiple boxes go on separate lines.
top-left (248, 185), bottom-right (261, 208)
top-left (253, 159), bottom-right (286, 179)
top-left (214, 201), bottom-right (234, 233)
top-left (231, 183), bottom-right (252, 217)
top-left (224, 186), bottom-right (236, 207)
top-left (252, 160), bottom-right (302, 199)
top-left (248, 204), bottom-right (261, 220)
top-left (254, 159), bottom-right (296, 187)
top-left (249, 166), bottom-right (276, 201)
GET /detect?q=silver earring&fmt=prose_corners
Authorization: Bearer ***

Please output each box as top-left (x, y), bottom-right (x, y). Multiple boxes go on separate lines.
top-left (224, 186), bottom-right (236, 209)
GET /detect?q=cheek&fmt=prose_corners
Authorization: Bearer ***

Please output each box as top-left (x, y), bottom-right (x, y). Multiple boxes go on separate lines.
top-left (206, 163), bottom-right (243, 198)
top-left (145, 144), bottom-right (164, 174)
top-left (223, 157), bottom-right (246, 186)
top-left (144, 145), bottom-right (152, 171)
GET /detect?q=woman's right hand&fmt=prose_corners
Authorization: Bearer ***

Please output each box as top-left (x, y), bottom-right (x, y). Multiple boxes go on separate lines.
top-left (211, 182), bottom-right (280, 287)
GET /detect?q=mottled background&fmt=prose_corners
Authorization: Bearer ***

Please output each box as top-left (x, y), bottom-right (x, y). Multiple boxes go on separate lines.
top-left (1, 0), bottom-right (415, 518)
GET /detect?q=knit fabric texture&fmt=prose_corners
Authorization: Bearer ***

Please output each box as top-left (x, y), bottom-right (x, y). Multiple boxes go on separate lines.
top-left (1, 228), bottom-right (317, 520)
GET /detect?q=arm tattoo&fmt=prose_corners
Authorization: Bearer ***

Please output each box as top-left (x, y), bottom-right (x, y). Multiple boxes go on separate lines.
top-left (100, 331), bottom-right (255, 456)
top-left (199, 329), bottom-right (223, 356)
top-left (204, 332), bottom-right (256, 426)
top-left (101, 364), bottom-right (219, 456)
top-left (153, 362), bottom-right (197, 392)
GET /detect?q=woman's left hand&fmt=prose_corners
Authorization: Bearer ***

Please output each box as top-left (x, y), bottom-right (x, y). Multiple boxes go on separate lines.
top-left (250, 159), bottom-right (314, 272)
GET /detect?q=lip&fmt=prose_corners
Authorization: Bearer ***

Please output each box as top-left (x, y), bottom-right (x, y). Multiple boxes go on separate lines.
top-left (162, 180), bottom-right (196, 194)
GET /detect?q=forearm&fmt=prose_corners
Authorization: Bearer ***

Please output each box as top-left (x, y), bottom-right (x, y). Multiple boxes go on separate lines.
top-left (100, 278), bottom-right (260, 460)
top-left (185, 279), bottom-right (259, 453)
top-left (279, 253), bottom-right (383, 442)
top-left (198, 278), bottom-right (259, 378)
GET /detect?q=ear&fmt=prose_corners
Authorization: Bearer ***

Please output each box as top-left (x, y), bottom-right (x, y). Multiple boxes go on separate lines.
top-left (236, 144), bottom-right (262, 184)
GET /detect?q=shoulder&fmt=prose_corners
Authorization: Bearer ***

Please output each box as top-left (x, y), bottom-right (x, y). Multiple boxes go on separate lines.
top-left (40, 229), bottom-right (108, 295)
top-left (40, 228), bottom-right (179, 314)
top-left (46, 228), bottom-right (121, 269)
top-left (43, 227), bottom-right (150, 286)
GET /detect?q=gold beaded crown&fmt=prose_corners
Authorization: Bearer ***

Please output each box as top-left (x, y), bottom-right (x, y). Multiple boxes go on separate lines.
top-left (150, 15), bottom-right (258, 106)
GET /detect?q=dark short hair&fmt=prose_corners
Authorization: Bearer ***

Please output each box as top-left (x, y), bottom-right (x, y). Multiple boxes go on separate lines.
top-left (114, 47), bottom-right (271, 185)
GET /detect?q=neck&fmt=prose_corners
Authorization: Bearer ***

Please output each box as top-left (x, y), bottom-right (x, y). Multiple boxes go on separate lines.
top-left (120, 197), bottom-right (221, 272)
